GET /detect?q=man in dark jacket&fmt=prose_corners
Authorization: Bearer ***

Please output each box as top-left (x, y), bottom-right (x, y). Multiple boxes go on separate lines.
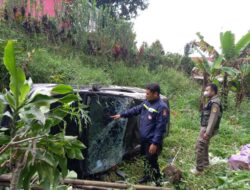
top-left (111, 84), bottom-right (169, 185)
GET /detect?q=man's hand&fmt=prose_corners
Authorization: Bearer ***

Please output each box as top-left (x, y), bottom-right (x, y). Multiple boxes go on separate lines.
top-left (203, 133), bottom-right (209, 140)
top-left (149, 144), bottom-right (158, 155)
top-left (111, 114), bottom-right (121, 120)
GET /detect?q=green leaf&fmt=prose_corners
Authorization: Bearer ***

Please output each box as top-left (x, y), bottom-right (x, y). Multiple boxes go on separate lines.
top-left (51, 84), bottom-right (73, 95)
top-left (74, 149), bottom-right (84, 160)
top-left (29, 93), bottom-right (58, 106)
top-left (64, 136), bottom-right (78, 141)
top-left (66, 171), bottom-right (77, 179)
top-left (0, 94), bottom-right (8, 105)
top-left (19, 81), bottom-right (31, 105)
top-left (21, 165), bottom-right (36, 190)
top-left (36, 150), bottom-right (57, 167)
top-left (37, 162), bottom-right (53, 189)
top-left (212, 78), bottom-right (221, 87)
top-left (57, 157), bottom-right (68, 178)
top-left (0, 133), bottom-right (10, 145)
top-left (235, 32), bottom-right (250, 55)
top-left (218, 176), bottom-right (227, 185)
top-left (221, 66), bottom-right (240, 76)
top-left (5, 91), bottom-right (16, 109)
top-left (230, 85), bottom-right (238, 92)
top-left (59, 94), bottom-right (78, 104)
top-left (220, 31), bottom-right (236, 60)
top-left (3, 40), bottom-right (30, 107)
top-left (44, 140), bottom-right (65, 156)
top-left (212, 56), bottom-right (223, 70)
top-left (192, 47), bottom-right (211, 73)
top-left (240, 64), bottom-right (250, 77)
top-left (20, 106), bottom-right (46, 125)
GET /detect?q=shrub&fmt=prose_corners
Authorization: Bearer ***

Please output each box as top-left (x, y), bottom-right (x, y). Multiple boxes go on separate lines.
top-left (29, 49), bottom-right (112, 85)
top-left (0, 40), bottom-right (87, 189)
top-left (108, 63), bottom-right (199, 97)
top-left (109, 63), bottom-right (151, 87)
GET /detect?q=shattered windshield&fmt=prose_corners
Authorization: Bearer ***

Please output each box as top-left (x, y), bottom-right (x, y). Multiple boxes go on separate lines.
top-left (86, 94), bottom-right (133, 174)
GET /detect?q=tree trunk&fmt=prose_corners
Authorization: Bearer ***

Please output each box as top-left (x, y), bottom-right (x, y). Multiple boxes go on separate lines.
top-left (199, 72), bottom-right (209, 111)
top-left (10, 147), bottom-right (30, 190)
top-left (222, 73), bottom-right (229, 110)
top-left (10, 158), bottom-right (22, 190)
top-left (235, 80), bottom-right (245, 108)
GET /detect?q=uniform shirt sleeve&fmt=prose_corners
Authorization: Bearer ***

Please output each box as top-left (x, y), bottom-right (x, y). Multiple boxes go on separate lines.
top-left (120, 104), bottom-right (143, 118)
top-left (152, 106), bottom-right (169, 145)
top-left (206, 103), bottom-right (221, 136)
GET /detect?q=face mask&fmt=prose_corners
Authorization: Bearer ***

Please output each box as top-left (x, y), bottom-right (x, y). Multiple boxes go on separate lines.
top-left (203, 91), bottom-right (209, 97)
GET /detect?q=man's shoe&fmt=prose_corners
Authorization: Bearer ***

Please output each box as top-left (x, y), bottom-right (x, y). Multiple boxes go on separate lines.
top-left (190, 168), bottom-right (203, 175)
top-left (138, 175), bottom-right (151, 184)
top-left (155, 180), bottom-right (162, 187)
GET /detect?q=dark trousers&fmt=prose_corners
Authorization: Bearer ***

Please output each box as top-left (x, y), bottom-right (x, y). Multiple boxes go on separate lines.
top-left (195, 127), bottom-right (211, 171)
top-left (141, 141), bottom-right (161, 182)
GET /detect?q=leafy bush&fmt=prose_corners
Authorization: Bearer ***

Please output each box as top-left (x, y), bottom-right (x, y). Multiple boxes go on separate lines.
top-left (108, 63), bottom-right (199, 97)
top-left (213, 170), bottom-right (250, 190)
top-left (0, 40), bottom-right (87, 189)
top-left (179, 56), bottom-right (195, 74)
top-left (29, 49), bottom-right (112, 85)
top-left (153, 67), bottom-right (199, 96)
top-left (109, 63), bottom-right (151, 87)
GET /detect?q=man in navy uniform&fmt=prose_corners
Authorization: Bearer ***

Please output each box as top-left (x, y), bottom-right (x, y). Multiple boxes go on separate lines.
top-left (111, 84), bottom-right (169, 186)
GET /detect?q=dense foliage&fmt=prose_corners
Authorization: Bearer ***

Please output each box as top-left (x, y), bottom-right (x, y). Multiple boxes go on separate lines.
top-left (94, 0), bottom-right (149, 19)
top-left (0, 41), bottom-right (88, 189)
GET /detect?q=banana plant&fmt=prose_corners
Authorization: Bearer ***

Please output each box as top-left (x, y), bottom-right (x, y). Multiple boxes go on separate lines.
top-left (219, 31), bottom-right (250, 109)
top-left (0, 40), bottom-right (88, 190)
top-left (191, 46), bottom-right (230, 110)
top-left (230, 63), bottom-right (250, 107)
top-left (188, 31), bottom-right (250, 110)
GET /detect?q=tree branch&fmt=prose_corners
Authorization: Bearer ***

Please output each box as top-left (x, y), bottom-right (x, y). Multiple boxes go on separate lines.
top-left (11, 135), bottom-right (47, 145)
top-left (0, 136), bottom-right (18, 155)
top-left (0, 135), bottom-right (47, 155)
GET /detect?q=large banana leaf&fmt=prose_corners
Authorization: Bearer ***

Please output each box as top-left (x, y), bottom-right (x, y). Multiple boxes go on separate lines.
top-left (3, 40), bottom-right (30, 109)
top-left (210, 56), bottom-right (223, 76)
top-left (220, 31), bottom-right (236, 60)
top-left (192, 46), bottom-right (211, 73)
top-left (196, 32), bottom-right (219, 58)
top-left (235, 32), bottom-right (250, 55)
top-left (240, 63), bottom-right (250, 77)
top-left (221, 66), bottom-right (240, 77)
top-left (212, 56), bottom-right (223, 70)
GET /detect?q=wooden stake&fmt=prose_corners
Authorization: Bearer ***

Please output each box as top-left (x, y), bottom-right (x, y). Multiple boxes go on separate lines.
top-left (0, 174), bottom-right (172, 190)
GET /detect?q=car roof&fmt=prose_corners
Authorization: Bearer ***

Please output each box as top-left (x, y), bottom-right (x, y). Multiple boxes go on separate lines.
top-left (31, 84), bottom-right (168, 100)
